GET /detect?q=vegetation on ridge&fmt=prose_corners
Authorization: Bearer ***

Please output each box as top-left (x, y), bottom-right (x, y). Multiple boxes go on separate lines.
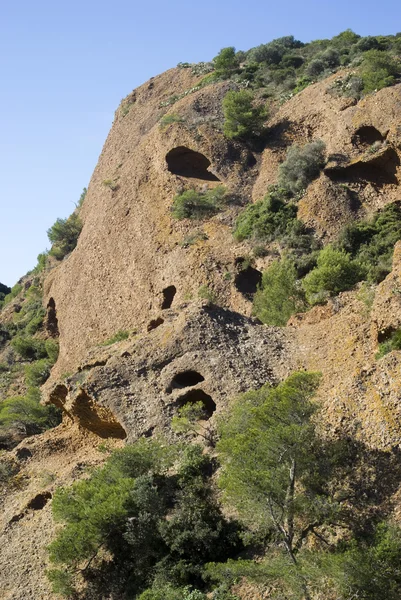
top-left (46, 372), bottom-right (401, 599)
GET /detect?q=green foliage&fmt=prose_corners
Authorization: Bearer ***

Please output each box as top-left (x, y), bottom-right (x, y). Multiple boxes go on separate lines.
top-left (77, 187), bottom-right (87, 208)
top-left (0, 387), bottom-right (61, 436)
top-left (278, 140), bottom-right (326, 196)
top-left (47, 213), bottom-right (83, 260)
top-left (0, 282), bottom-right (11, 303)
top-left (222, 90), bottom-right (267, 141)
top-left (247, 36), bottom-right (303, 66)
top-left (338, 202), bottom-right (401, 283)
top-left (101, 330), bottom-right (130, 346)
top-left (24, 359), bottom-right (52, 387)
top-left (213, 47), bottom-right (240, 78)
top-left (172, 401), bottom-right (215, 446)
top-left (32, 252), bottom-right (48, 274)
top-left (217, 372), bottom-right (327, 552)
top-left (302, 246), bottom-right (363, 304)
top-left (172, 186), bottom-right (227, 220)
top-left (2, 283), bottom-right (22, 306)
top-left (45, 339), bottom-right (59, 363)
top-left (46, 570), bottom-right (75, 597)
top-left (47, 441), bottom-right (240, 597)
top-left (234, 187), bottom-right (297, 242)
top-left (159, 113), bottom-right (184, 129)
top-left (253, 258), bottom-right (306, 325)
top-left (360, 50), bottom-right (400, 94)
top-left (11, 335), bottom-right (47, 360)
top-left (339, 522), bottom-right (401, 600)
top-left (376, 329), bottom-right (401, 359)
top-left (198, 285), bottom-right (217, 302)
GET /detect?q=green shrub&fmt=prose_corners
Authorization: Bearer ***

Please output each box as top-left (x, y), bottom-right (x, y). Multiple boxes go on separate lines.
top-left (45, 339), bottom-right (59, 363)
top-left (360, 50), bottom-right (400, 94)
top-left (306, 58), bottom-right (326, 77)
top-left (247, 36), bottom-right (303, 66)
top-left (159, 114), bottom-right (184, 129)
top-left (278, 140), bottom-right (326, 196)
top-left (222, 90), bottom-right (268, 141)
top-left (33, 252), bottom-right (48, 274)
top-left (25, 359), bottom-right (52, 387)
top-left (213, 47), bottom-right (239, 78)
top-left (47, 441), bottom-right (240, 597)
top-left (47, 213), bottom-right (82, 260)
top-left (234, 186), bottom-right (297, 242)
top-left (101, 330), bottom-right (130, 345)
top-left (198, 285), bottom-right (217, 302)
top-left (302, 246), bottom-right (363, 304)
top-left (376, 329), bottom-right (401, 359)
top-left (338, 202), bottom-right (401, 283)
top-left (11, 336), bottom-right (47, 360)
top-left (0, 282), bottom-right (11, 303)
top-left (2, 283), bottom-right (22, 306)
top-left (338, 522), bottom-right (401, 600)
top-left (0, 387), bottom-right (61, 436)
top-left (253, 258), bottom-right (306, 325)
top-left (172, 186), bottom-right (227, 220)
top-left (76, 187), bottom-right (87, 209)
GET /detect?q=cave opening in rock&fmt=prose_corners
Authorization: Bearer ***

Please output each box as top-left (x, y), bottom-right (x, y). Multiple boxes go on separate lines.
top-left (27, 492), bottom-right (52, 511)
top-left (176, 389), bottom-right (216, 419)
top-left (234, 262), bottom-right (262, 299)
top-left (147, 317), bottom-right (164, 332)
top-left (161, 285), bottom-right (176, 309)
top-left (352, 125), bottom-right (385, 147)
top-left (72, 391), bottom-right (127, 439)
top-left (166, 146), bottom-right (220, 181)
top-left (46, 297), bottom-right (59, 337)
top-left (170, 370), bottom-right (205, 391)
top-left (325, 148), bottom-right (399, 186)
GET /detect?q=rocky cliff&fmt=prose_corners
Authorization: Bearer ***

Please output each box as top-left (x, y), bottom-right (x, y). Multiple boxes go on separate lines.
top-left (1, 52), bottom-right (401, 599)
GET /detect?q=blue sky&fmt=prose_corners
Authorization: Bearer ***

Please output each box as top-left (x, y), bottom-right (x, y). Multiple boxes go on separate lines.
top-left (1, 0), bottom-right (400, 285)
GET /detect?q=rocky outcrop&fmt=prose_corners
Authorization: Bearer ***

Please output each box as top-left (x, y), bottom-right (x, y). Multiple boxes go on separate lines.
top-left (45, 301), bottom-right (294, 441)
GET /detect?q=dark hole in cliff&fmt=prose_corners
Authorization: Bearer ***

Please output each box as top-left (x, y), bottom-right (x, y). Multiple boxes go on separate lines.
top-left (27, 491), bottom-right (52, 511)
top-left (16, 447), bottom-right (32, 461)
top-left (46, 297), bottom-right (59, 337)
top-left (147, 317), bottom-right (164, 332)
top-left (234, 262), bottom-right (262, 299)
top-left (166, 146), bottom-right (220, 181)
top-left (176, 389), bottom-right (216, 419)
top-left (49, 384), bottom-right (68, 411)
top-left (161, 286), bottom-right (176, 309)
top-left (352, 126), bottom-right (385, 147)
top-left (73, 391), bottom-right (127, 439)
top-left (170, 370), bottom-right (205, 391)
top-left (378, 327), bottom-right (396, 344)
top-left (325, 148), bottom-right (399, 186)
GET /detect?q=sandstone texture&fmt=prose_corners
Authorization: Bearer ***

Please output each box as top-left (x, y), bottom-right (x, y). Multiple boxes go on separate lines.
top-left (2, 67), bottom-right (401, 599)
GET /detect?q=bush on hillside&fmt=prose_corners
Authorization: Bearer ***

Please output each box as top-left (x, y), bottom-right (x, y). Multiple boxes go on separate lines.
top-left (360, 50), bottom-right (400, 94)
top-left (234, 188), bottom-right (297, 242)
top-left (222, 90), bottom-right (268, 141)
top-left (0, 387), bottom-right (61, 436)
top-left (338, 202), bottom-right (401, 282)
top-left (278, 140), bottom-right (326, 196)
top-left (376, 329), bottom-right (401, 359)
top-left (47, 441), bottom-right (241, 598)
top-left (172, 186), bottom-right (227, 220)
top-left (252, 258), bottom-right (306, 325)
top-left (0, 282), bottom-right (11, 303)
top-left (47, 213), bottom-right (82, 260)
top-left (213, 47), bottom-right (240, 78)
top-left (302, 246), bottom-right (363, 304)
top-left (11, 335), bottom-right (48, 360)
